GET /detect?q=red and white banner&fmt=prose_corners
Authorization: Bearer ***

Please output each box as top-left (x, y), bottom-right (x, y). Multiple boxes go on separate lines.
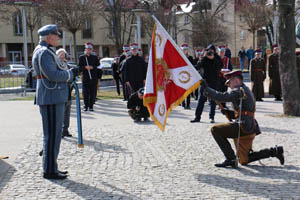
top-left (143, 19), bottom-right (202, 131)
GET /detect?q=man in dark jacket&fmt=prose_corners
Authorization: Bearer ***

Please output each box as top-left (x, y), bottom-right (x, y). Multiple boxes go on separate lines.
top-left (111, 56), bottom-right (121, 95)
top-left (268, 46), bottom-right (282, 101)
top-left (127, 88), bottom-right (149, 122)
top-left (181, 43), bottom-right (194, 109)
top-left (191, 45), bottom-right (222, 123)
top-left (200, 70), bottom-right (284, 168)
top-left (123, 43), bottom-right (147, 93)
top-left (78, 42), bottom-right (100, 111)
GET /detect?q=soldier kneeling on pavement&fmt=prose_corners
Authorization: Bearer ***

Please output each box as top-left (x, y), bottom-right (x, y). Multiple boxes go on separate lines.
top-left (200, 70), bottom-right (284, 168)
top-left (127, 88), bottom-right (150, 122)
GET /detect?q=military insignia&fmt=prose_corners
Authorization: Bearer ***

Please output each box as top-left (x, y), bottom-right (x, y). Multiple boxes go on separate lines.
top-left (156, 58), bottom-right (171, 91)
top-left (178, 71), bottom-right (191, 84)
top-left (158, 104), bottom-right (166, 116)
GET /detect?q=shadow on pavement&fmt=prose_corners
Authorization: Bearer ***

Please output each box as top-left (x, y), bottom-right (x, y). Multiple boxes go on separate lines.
top-left (0, 160), bottom-right (16, 194)
top-left (195, 165), bottom-right (300, 199)
top-left (51, 178), bottom-right (139, 200)
top-left (63, 137), bottom-right (129, 153)
top-left (260, 126), bottom-right (296, 134)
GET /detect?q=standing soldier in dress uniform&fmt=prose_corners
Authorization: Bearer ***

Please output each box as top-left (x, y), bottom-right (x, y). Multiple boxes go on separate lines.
top-left (123, 43), bottom-right (147, 93)
top-left (250, 49), bottom-right (266, 101)
top-left (78, 42), bottom-right (100, 111)
top-left (268, 46), bottom-right (282, 101)
top-left (120, 50), bottom-right (132, 100)
top-left (32, 24), bottom-right (79, 179)
top-left (200, 70), bottom-right (284, 168)
top-left (111, 56), bottom-right (121, 96)
top-left (181, 44), bottom-right (194, 109)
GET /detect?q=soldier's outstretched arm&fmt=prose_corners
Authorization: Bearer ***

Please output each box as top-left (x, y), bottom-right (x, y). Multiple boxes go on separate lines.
top-left (40, 50), bottom-right (73, 82)
top-left (204, 87), bottom-right (243, 102)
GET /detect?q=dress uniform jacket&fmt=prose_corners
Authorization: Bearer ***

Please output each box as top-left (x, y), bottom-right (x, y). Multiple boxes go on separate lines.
top-left (268, 53), bottom-right (281, 96)
top-left (250, 57), bottom-right (266, 99)
top-left (123, 55), bottom-right (147, 92)
top-left (78, 54), bottom-right (100, 84)
top-left (33, 41), bottom-right (73, 105)
top-left (205, 83), bottom-right (260, 134)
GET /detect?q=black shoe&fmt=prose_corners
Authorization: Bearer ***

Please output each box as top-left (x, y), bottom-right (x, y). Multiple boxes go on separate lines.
top-left (43, 172), bottom-right (67, 180)
top-left (83, 107), bottom-right (88, 111)
top-left (89, 108), bottom-right (94, 111)
top-left (271, 146), bottom-right (284, 165)
top-left (185, 106), bottom-right (191, 110)
top-left (39, 150), bottom-right (43, 156)
top-left (275, 98), bottom-right (282, 101)
top-left (58, 170), bottom-right (68, 175)
top-left (215, 159), bottom-right (238, 168)
top-left (190, 119), bottom-right (200, 123)
top-left (134, 118), bottom-right (141, 122)
top-left (210, 119), bottom-right (215, 123)
top-left (62, 131), bottom-right (72, 137)
top-left (144, 117), bottom-right (150, 122)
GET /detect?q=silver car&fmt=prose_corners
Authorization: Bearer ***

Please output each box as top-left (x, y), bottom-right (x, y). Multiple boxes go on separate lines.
top-left (0, 64), bottom-right (27, 76)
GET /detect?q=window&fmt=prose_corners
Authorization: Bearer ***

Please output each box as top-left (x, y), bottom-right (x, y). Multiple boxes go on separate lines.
top-left (184, 33), bottom-right (189, 43)
top-left (220, 13), bottom-right (225, 21)
top-left (14, 11), bottom-right (23, 35)
top-left (184, 15), bottom-right (189, 25)
top-left (102, 46), bottom-right (110, 57)
top-left (240, 30), bottom-right (246, 40)
top-left (197, 0), bottom-right (212, 11)
top-left (109, 20), bottom-right (116, 38)
top-left (240, 15), bottom-right (245, 22)
top-left (82, 19), bottom-right (92, 39)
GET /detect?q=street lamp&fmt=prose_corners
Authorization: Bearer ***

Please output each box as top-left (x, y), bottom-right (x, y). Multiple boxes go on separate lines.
top-left (132, 9), bottom-right (145, 49)
top-left (14, 1), bottom-right (34, 68)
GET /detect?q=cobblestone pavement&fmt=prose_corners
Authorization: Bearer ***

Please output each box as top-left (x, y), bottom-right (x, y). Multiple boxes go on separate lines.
top-left (1, 97), bottom-right (300, 199)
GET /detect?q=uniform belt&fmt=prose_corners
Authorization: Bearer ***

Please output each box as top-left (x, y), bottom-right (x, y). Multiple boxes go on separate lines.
top-left (36, 75), bottom-right (46, 79)
top-left (254, 69), bottom-right (264, 71)
top-left (235, 110), bottom-right (255, 117)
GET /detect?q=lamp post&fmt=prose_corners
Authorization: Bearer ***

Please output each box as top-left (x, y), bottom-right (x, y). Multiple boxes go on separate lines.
top-left (132, 9), bottom-right (145, 49)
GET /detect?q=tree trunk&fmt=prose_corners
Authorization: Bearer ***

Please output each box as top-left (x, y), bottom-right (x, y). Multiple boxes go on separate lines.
top-left (30, 28), bottom-right (34, 54)
top-left (72, 32), bottom-right (77, 62)
top-left (252, 30), bottom-right (256, 49)
top-left (278, 0), bottom-right (300, 116)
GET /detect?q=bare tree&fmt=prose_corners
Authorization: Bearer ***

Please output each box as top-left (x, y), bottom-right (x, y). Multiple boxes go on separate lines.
top-left (0, 1), bottom-right (41, 53)
top-left (238, 0), bottom-right (272, 48)
top-left (97, 0), bottom-right (140, 55)
top-left (278, 0), bottom-right (300, 116)
top-left (41, 0), bottom-right (100, 61)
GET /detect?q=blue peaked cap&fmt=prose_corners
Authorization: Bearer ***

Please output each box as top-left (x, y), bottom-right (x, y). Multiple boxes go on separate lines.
top-left (38, 24), bottom-right (61, 36)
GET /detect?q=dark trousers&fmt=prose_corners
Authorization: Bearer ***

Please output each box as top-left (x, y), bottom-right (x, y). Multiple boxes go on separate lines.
top-left (83, 82), bottom-right (97, 109)
top-left (40, 103), bottom-right (64, 173)
top-left (63, 100), bottom-right (72, 133)
top-left (194, 87), bottom-right (216, 120)
top-left (114, 76), bottom-right (121, 95)
top-left (130, 81), bottom-right (144, 93)
top-left (182, 94), bottom-right (191, 108)
top-left (211, 122), bottom-right (251, 160)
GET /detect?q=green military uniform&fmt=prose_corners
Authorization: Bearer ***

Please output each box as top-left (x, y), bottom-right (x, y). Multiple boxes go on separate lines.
top-left (202, 70), bottom-right (284, 168)
top-left (268, 53), bottom-right (282, 100)
top-left (250, 57), bottom-right (266, 101)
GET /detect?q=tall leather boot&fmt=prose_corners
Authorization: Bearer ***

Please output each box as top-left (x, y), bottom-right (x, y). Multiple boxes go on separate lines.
top-left (248, 146), bottom-right (284, 165)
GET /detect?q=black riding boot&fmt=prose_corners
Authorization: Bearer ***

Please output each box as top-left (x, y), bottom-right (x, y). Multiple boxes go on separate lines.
top-left (248, 146), bottom-right (284, 165)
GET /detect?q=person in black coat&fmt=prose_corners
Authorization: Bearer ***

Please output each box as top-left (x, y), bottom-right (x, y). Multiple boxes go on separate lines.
top-left (191, 45), bottom-right (222, 123)
top-left (123, 43), bottom-right (147, 93)
top-left (127, 88), bottom-right (149, 122)
top-left (78, 42), bottom-right (100, 111)
top-left (111, 56), bottom-right (121, 95)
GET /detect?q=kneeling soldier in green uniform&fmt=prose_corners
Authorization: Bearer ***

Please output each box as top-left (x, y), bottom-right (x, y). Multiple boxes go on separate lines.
top-left (201, 70), bottom-right (284, 168)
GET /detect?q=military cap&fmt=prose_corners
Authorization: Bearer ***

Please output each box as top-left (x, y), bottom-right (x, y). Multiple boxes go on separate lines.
top-left (205, 44), bottom-right (216, 52)
top-left (123, 45), bottom-right (130, 51)
top-left (296, 48), bottom-right (300, 55)
top-left (130, 43), bottom-right (138, 50)
top-left (138, 48), bottom-right (143, 54)
top-left (271, 44), bottom-right (278, 50)
top-left (195, 49), bottom-right (202, 55)
top-left (254, 48), bottom-right (262, 54)
top-left (138, 87), bottom-right (145, 95)
top-left (181, 44), bottom-right (189, 50)
top-left (38, 24), bottom-right (61, 36)
top-left (224, 70), bottom-right (243, 85)
top-left (85, 42), bottom-right (93, 49)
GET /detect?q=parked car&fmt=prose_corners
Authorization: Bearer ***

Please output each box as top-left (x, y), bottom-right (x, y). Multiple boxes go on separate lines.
top-left (0, 64), bottom-right (27, 76)
top-left (99, 57), bottom-right (113, 75)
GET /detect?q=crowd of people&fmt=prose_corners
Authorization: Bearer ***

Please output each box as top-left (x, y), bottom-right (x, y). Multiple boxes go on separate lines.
top-left (33, 23), bottom-right (295, 180)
